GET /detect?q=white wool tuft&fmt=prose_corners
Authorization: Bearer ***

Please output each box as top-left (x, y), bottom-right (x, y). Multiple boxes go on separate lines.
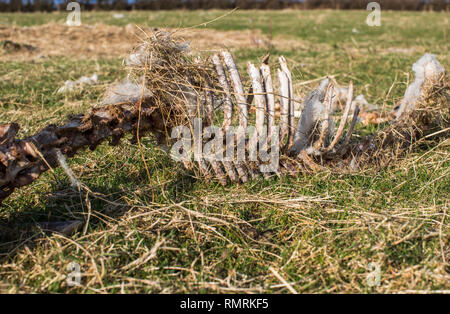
top-left (101, 79), bottom-right (152, 106)
top-left (56, 150), bottom-right (82, 188)
top-left (396, 54), bottom-right (445, 119)
top-left (290, 78), bottom-right (332, 154)
top-left (57, 74), bottom-right (98, 94)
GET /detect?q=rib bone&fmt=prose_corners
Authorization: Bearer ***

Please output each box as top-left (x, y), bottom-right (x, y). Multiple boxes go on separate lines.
top-left (247, 62), bottom-right (266, 138)
top-left (221, 51), bottom-right (248, 130)
top-left (212, 54), bottom-right (233, 129)
top-left (279, 56), bottom-right (295, 148)
top-left (260, 64), bottom-right (275, 141)
top-left (278, 69), bottom-right (290, 149)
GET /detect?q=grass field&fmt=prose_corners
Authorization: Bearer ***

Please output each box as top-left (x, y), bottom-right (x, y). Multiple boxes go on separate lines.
top-left (0, 10), bottom-right (448, 293)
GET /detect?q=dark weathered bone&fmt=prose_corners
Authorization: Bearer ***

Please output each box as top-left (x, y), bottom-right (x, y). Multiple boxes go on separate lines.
top-left (0, 99), bottom-right (167, 201)
top-left (37, 220), bottom-right (82, 236)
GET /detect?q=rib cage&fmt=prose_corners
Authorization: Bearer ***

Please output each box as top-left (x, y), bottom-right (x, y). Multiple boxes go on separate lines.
top-left (174, 50), bottom-right (447, 185)
top-left (181, 52), bottom-right (362, 185)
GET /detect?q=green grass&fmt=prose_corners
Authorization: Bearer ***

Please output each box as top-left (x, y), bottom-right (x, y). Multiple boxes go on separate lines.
top-left (0, 10), bottom-right (448, 293)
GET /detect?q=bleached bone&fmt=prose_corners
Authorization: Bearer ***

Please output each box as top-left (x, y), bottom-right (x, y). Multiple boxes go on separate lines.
top-left (330, 86), bottom-right (349, 111)
top-left (204, 80), bottom-right (215, 126)
top-left (212, 54), bottom-right (233, 129)
top-left (261, 64), bottom-right (275, 140)
top-left (324, 83), bottom-right (377, 114)
top-left (247, 62), bottom-right (267, 178)
top-left (222, 141), bottom-right (239, 183)
top-left (247, 63), bottom-right (267, 181)
top-left (247, 62), bottom-right (266, 138)
top-left (352, 94), bottom-right (379, 112)
top-left (279, 56), bottom-right (295, 147)
top-left (278, 69), bottom-right (290, 148)
top-left (191, 116), bottom-right (212, 180)
top-left (206, 138), bottom-right (227, 185)
top-left (212, 54), bottom-right (240, 183)
top-left (221, 51), bottom-right (249, 183)
top-left (321, 81), bottom-right (354, 154)
top-left (201, 80), bottom-right (229, 183)
top-left (221, 51), bottom-right (248, 129)
top-left (311, 84), bottom-right (333, 154)
top-left (340, 106), bottom-right (360, 152)
top-left (396, 53), bottom-right (445, 119)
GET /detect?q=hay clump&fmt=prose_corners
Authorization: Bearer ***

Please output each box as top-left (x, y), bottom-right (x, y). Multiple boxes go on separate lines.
top-left (121, 31), bottom-right (219, 141)
top-left (395, 54), bottom-right (446, 119)
top-left (348, 73), bottom-right (450, 169)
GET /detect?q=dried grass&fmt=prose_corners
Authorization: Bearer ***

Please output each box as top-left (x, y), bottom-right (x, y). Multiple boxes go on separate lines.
top-left (0, 23), bottom-right (298, 61)
top-left (126, 31), bottom-right (217, 135)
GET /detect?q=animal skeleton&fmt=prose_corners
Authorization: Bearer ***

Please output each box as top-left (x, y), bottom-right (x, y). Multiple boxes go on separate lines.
top-left (0, 34), bottom-right (448, 202)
